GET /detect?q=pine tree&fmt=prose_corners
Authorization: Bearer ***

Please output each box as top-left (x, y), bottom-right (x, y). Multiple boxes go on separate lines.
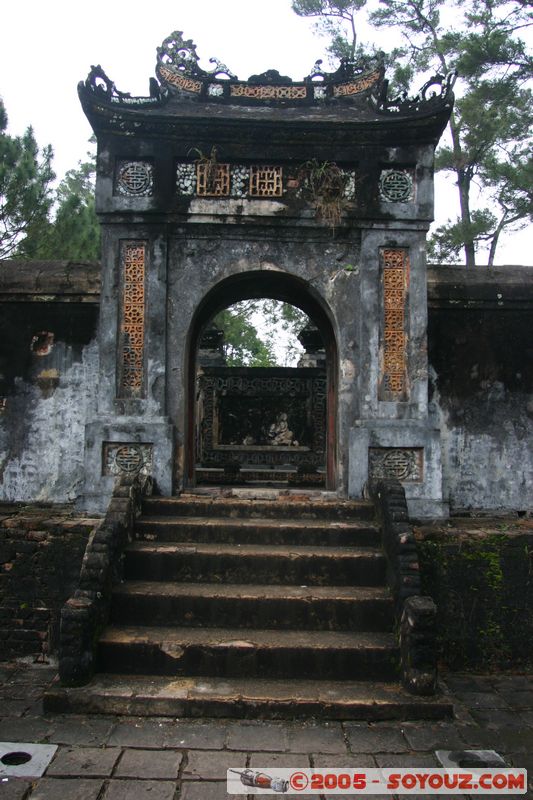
top-left (0, 98), bottom-right (55, 260)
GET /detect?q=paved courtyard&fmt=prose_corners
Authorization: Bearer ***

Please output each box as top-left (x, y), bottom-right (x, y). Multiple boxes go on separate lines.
top-left (0, 661), bottom-right (532, 799)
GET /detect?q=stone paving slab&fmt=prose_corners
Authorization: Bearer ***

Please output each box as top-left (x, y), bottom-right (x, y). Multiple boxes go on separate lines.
top-left (114, 747), bottom-right (183, 779)
top-left (101, 779), bottom-right (177, 799)
top-left (225, 721), bottom-right (290, 752)
top-left (46, 716), bottom-right (116, 746)
top-left (344, 724), bottom-right (409, 754)
top-left (29, 778), bottom-right (104, 799)
top-left (183, 749), bottom-right (247, 780)
top-left (180, 782), bottom-right (247, 800)
top-left (45, 746), bottom-right (121, 777)
top-left (0, 662), bottom-right (532, 799)
top-left (0, 779), bottom-right (33, 800)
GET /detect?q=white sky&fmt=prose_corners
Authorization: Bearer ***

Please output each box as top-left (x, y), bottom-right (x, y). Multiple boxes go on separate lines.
top-left (1, 0), bottom-right (531, 265)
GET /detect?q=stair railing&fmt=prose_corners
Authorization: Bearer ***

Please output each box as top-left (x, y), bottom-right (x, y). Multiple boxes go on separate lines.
top-left (368, 478), bottom-right (438, 696)
top-left (58, 473), bottom-right (153, 686)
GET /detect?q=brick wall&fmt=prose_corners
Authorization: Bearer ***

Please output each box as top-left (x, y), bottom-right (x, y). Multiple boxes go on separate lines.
top-left (0, 505), bottom-right (98, 660)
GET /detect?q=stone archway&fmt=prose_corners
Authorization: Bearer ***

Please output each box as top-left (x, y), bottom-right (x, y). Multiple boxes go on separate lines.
top-left (185, 270), bottom-right (338, 490)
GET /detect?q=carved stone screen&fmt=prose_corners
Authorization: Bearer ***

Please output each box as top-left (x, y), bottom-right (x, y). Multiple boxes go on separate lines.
top-left (119, 241), bottom-right (146, 397)
top-left (196, 367), bottom-right (327, 482)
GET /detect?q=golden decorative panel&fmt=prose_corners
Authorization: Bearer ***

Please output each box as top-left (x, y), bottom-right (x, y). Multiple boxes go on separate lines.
top-left (333, 70), bottom-right (381, 97)
top-left (120, 241), bottom-right (146, 397)
top-left (381, 248), bottom-right (409, 400)
top-left (230, 84), bottom-right (307, 100)
top-left (158, 66), bottom-right (202, 93)
top-left (249, 166), bottom-right (283, 197)
top-left (196, 163), bottom-right (230, 196)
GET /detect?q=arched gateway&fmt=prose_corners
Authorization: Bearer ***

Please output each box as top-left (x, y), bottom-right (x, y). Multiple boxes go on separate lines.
top-left (81, 31), bottom-right (454, 517)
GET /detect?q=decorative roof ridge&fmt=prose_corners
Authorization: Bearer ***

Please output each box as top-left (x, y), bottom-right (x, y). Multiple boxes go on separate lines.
top-left (78, 30), bottom-right (456, 115)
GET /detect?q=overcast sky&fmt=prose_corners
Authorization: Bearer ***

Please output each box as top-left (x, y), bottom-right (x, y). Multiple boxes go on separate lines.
top-left (1, 0), bottom-right (530, 265)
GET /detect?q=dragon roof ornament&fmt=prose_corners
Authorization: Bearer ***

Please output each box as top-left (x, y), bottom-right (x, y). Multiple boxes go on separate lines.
top-left (78, 29), bottom-right (456, 115)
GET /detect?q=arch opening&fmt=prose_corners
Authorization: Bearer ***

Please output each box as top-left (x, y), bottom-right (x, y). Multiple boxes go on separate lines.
top-left (185, 271), bottom-right (338, 490)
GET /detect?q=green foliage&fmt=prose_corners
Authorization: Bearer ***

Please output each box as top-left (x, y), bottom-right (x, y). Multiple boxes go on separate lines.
top-left (212, 300), bottom-right (309, 367)
top-left (0, 98), bottom-right (55, 260)
top-left (294, 0), bottom-right (533, 265)
top-left (368, 0), bottom-right (533, 266)
top-left (418, 533), bottom-right (533, 669)
top-left (19, 144), bottom-right (100, 261)
top-left (292, 0), bottom-right (368, 60)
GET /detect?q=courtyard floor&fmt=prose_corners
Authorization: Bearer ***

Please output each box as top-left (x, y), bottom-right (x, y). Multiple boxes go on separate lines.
top-left (0, 661), bottom-right (532, 800)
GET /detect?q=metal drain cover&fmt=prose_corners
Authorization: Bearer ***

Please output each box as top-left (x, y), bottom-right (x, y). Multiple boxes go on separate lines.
top-left (0, 742), bottom-right (57, 778)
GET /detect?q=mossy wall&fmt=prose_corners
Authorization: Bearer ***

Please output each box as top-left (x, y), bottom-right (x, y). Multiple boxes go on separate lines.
top-left (416, 521), bottom-right (533, 669)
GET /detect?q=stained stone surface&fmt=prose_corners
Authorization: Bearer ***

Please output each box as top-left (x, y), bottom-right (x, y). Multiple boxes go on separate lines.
top-left (0, 662), bottom-right (533, 798)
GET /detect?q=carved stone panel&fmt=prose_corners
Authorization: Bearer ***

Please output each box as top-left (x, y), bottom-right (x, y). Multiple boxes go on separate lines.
top-left (379, 169), bottom-right (414, 203)
top-left (369, 447), bottom-right (423, 482)
top-left (103, 443), bottom-right (153, 476)
top-left (115, 161), bottom-right (154, 197)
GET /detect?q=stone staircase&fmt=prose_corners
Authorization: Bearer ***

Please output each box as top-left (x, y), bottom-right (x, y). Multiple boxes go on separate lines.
top-left (46, 493), bottom-right (453, 720)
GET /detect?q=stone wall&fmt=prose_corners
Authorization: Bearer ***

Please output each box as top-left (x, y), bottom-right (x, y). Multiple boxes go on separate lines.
top-left (427, 267), bottom-right (533, 512)
top-left (0, 262), bottom-right (100, 504)
top-left (0, 505), bottom-right (97, 660)
top-left (1, 262), bottom-right (532, 514)
top-left (416, 518), bottom-right (533, 669)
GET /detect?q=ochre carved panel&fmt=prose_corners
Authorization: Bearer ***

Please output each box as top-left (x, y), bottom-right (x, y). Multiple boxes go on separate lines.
top-left (120, 241), bottom-right (146, 397)
top-left (380, 248), bottom-right (409, 399)
top-left (333, 70), bottom-right (381, 97)
top-left (196, 163), bottom-right (230, 196)
top-left (249, 166), bottom-right (283, 197)
top-left (158, 65), bottom-right (202, 93)
top-left (230, 84), bottom-right (307, 100)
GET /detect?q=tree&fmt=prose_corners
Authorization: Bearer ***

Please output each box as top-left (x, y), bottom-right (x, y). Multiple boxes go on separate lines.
top-left (213, 300), bottom-right (310, 367)
top-left (214, 303), bottom-right (276, 366)
top-left (0, 98), bottom-right (55, 260)
top-left (369, 0), bottom-right (533, 266)
top-left (294, 0), bottom-right (533, 266)
top-left (19, 146), bottom-right (100, 261)
top-left (291, 0), bottom-right (368, 61)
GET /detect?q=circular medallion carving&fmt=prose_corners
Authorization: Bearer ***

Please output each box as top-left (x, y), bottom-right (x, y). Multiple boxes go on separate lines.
top-left (114, 445), bottom-right (144, 473)
top-left (117, 162), bottom-right (153, 196)
top-left (382, 449), bottom-right (416, 480)
top-left (380, 169), bottom-right (413, 202)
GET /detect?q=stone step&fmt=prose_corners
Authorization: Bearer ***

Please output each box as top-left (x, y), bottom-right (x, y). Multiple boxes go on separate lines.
top-left (123, 542), bottom-right (386, 586)
top-left (110, 581), bottom-right (394, 631)
top-left (44, 673), bottom-right (454, 721)
top-left (142, 496), bottom-right (375, 521)
top-left (98, 626), bottom-right (399, 680)
top-left (135, 516), bottom-right (380, 546)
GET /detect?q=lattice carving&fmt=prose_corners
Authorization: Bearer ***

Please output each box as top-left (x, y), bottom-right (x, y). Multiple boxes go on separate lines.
top-left (380, 169), bottom-right (414, 203)
top-left (249, 166), bottom-right (283, 197)
top-left (120, 241), bottom-right (146, 397)
top-left (369, 448), bottom-right (423, 482)
top-left (196, 163), bottom-right (230, 196)
top-left (333, 70), bottom-right (381, 97)
top-left (380, 248), bottom-right (408, 400)
top-left (115, 161), bottom-right (154, 196)
top-left (230, 84), bottom-right (307, 100)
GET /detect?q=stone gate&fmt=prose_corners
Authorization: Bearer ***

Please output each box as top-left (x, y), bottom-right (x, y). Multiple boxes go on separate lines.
top-left (68, 33), bottom-right (454, 514)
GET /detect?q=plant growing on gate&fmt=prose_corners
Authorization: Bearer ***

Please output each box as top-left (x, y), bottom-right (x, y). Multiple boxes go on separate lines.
top-left (189, 145), bottom-right (224, 194)
top-left (298, 159), bottom-right (348, 230)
